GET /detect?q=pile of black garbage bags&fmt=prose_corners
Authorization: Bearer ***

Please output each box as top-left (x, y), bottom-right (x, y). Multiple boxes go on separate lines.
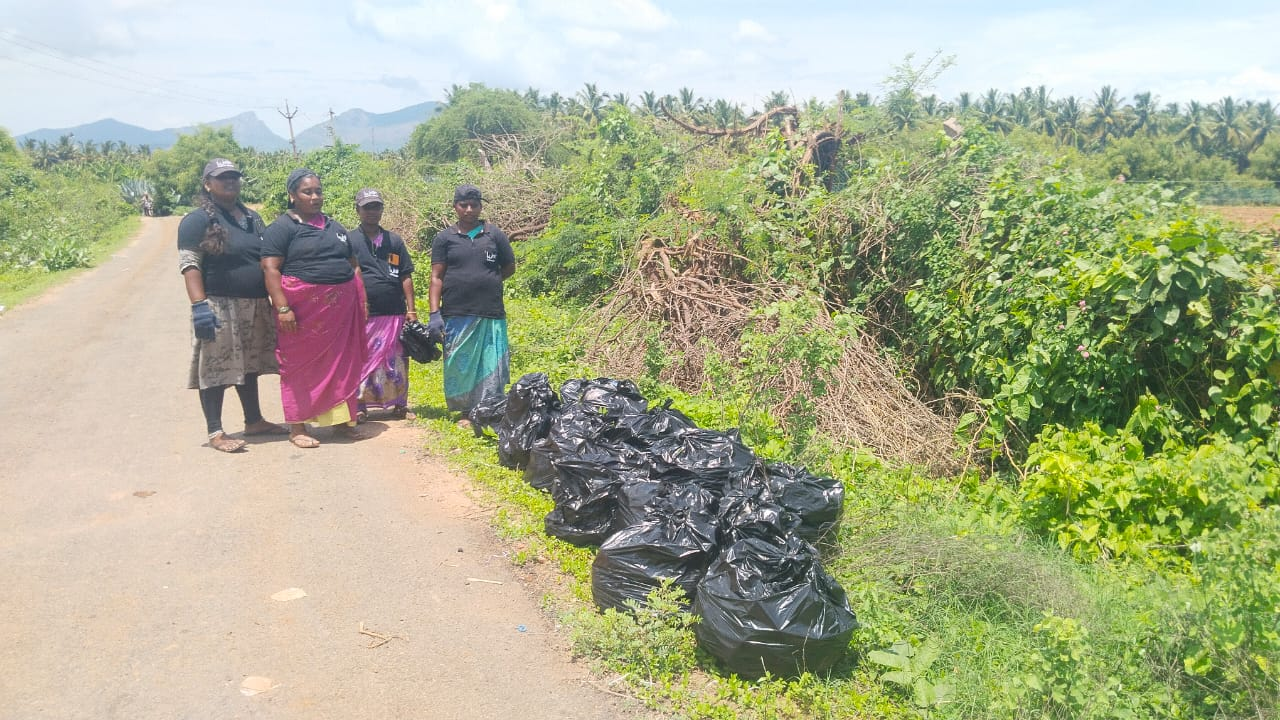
top-left (469, 373), bottom-right (859, 678)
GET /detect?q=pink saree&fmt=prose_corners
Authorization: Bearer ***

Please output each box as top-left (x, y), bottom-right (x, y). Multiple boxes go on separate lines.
top-left (277, 275), bottom-right (366, 424)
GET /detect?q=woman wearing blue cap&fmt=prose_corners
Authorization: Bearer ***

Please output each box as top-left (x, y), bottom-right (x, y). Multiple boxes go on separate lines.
top-left (428, 184), bottom-right (516, 418)
top-left (177, 158), bottom-right (286, 452)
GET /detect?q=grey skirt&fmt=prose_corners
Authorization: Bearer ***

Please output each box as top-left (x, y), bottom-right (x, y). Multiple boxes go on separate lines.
top-left (187, 296), bottom-right (279, 389)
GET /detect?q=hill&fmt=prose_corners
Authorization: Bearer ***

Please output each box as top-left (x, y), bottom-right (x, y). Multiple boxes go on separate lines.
top-left (292, 101), bottom-right (443, 151)
top-left (14, 101), bottom-right (444, 152)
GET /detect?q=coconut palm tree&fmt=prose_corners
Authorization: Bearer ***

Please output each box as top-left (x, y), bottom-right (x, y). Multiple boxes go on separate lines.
top-left (763, 90), bottom-right (790, 110)
top-left (710, 99), bottom-right (739, 131)
top-left (545, 92), bottom-right (564, 119)
top-left (639, 90), bottom-right (660, 115)
top-left (578, 82), bottom-right (604, 124)
top-left (976, 89), bottom-right (1011, 134)
top-left (1054, 96), bottom-right (1085, 149)
top-left (1175, 101), bottom-right (1211, 153)
top-left (1210, 96), bottom-right (1251, 170)
top-left (1129, 91), bottom-right (1158, 136)
top-left (1086, 85), bottom-right (1125, 148)
top-left (1247, 100), bottom-right (1278, 154)
top-left (954, 91), bottom-right (973, 115)
top-left (678, 87), bottom-right (700, 114)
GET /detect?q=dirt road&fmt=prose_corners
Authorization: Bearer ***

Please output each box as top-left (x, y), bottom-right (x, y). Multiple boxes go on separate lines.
top-left (0, 218), bottom-right (639, 719)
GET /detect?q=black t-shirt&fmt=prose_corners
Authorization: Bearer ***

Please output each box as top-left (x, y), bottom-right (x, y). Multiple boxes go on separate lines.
top-left (430, 222), bottom-right (515, 319)
top-left (350, 226), bottom-right (415, 316)
top-left (176, 204), bottom-right (269, 298)
top-left (261, 213), bottom-right (355, 285)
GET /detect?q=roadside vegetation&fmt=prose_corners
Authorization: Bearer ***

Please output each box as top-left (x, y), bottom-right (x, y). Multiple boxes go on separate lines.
top-left (3, 65), bottom-right (1278, 717)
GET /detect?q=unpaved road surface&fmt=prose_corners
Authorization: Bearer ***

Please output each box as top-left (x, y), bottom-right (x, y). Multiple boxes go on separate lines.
top-left (0, 218), bottom-right (642, 719)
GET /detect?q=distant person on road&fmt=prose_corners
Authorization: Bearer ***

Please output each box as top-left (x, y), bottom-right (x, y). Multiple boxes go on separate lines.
top-left (261, 168), bottom-right (369, 449)
top-left (350, 188), bottom-right (417, 422)
top-left (177, 158), bottom-right (286, 453)
top-left (141, 192), bottom-right (154, 217)
top-left (429, 184), bottom-right (515, 420)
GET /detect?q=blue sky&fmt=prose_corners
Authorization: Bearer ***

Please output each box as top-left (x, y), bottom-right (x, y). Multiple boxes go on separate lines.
top-left (1, 0), bottom-right (1277, 137)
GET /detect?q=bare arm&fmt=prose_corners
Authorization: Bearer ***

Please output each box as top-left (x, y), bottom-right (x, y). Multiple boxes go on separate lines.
top-left (501, 262), bottom-right (515, 280)
top-left (261, 256), bottom-right (295, 333)
top-left (429, 263), bottom-right (446, 313)
top-left (402, 275), bottom-right (417, 319)
top-left (182, 267), bottom-right (207, 303)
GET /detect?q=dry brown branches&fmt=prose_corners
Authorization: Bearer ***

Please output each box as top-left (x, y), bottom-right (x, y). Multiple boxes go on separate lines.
top-left (589, 215), bottom-right (968, 475)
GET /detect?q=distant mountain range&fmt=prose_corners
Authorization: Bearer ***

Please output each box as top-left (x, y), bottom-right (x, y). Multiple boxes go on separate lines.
top-left (14, 101), bottom-right (443, 152)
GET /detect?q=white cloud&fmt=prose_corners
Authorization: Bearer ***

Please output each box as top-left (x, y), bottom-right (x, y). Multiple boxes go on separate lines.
top-left (563, 27), bottom-right (623, 49)
top-left (527, 0), bottom-right (672, 32)
top-left (734, 19), bottom-right (774, 43)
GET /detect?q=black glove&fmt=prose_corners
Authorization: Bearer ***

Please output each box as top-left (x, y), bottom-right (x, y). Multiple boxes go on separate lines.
top-left (192, 300), bottom-right (221, 340)
top-left (427, 311), bottom-right (445, 339)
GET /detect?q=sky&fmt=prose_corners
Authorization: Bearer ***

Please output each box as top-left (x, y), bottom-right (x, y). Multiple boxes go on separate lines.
top-left (1, 0), bottom-right (1278, 138)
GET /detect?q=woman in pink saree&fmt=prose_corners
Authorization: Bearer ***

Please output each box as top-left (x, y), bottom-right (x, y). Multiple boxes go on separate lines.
top-left (261, 168), bottom-right (368, 448)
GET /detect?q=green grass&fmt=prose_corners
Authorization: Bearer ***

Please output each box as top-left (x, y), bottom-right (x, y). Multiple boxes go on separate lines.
top-left (0, 214), bottom-right (139, 310)
top-left (400, 295), bottom-right (1232, 719)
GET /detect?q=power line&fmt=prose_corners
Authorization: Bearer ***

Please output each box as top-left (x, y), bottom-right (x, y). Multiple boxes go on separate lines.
top-left (0, 30), bottom-right (277, 110)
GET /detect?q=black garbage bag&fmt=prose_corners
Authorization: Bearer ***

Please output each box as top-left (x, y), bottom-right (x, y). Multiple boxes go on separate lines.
top-left (561, 377), bottom-right (648, 419)
top-left (693, 535), bottom-right (858, 678)
top-left (765, 463), bottom-right (845, 545)
top-left (717, 481), bottom-right (800, 545)
top-left (496, 372), bottom-right (560, 469)
top-left (614, 480), bottom-right (720, 534)
top-left (523, 438), bottom-right (559, 492)
top-left (591, 499), bottom-right (719, 612)
top-left (468, 394), bottom-right (508, 438)
top-left (616, 399), bottom-right (699, 451)
top-left (650, 428), bottom-right (763, 494)
top-left (548, 403), bottom-right (614, 452)
top-left (544, 438), bottom-right (648, 546)
top-left (399, 320), bottom-right (442, 363)
top-left (611, 479), bottom-right (667, 533)
top-left (544, 455), bottom-right (618, 546)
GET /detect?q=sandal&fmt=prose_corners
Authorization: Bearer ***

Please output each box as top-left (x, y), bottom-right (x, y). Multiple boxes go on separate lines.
top-left (289, 433), bottom-right (320, 449)
top-left (210, 431), bottom-right (247, 453)
top-left (391, 407), bottom-right (416, 420)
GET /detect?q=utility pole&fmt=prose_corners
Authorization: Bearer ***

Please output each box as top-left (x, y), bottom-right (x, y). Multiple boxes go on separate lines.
top-left (278, 100), bottom-right (299, 157)
top-left (327, 108), bottom-right (337, 146)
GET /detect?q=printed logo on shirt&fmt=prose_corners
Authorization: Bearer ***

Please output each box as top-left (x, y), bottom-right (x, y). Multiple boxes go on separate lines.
top-left (485, 249), bottom-right (498, 264)
top-left (337, 232), bottom-right (348, 244)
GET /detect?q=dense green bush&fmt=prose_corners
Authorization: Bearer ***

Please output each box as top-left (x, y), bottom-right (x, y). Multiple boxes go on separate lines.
top-left (0, 128), bottom-right (133, 275)
top-left (145, 126), bottom-right (244, 214)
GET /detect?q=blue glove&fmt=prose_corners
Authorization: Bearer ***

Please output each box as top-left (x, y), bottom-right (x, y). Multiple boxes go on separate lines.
top-left (427, 311), bottom-right (445, 339)
top-left (192, 300), bottom-right (221, 340)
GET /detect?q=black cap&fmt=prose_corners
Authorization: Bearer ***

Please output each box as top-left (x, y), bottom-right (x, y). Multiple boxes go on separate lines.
top-left (286, 167), bottom-right (318, 193)
top-left (453, 184), bottom-right (484, 203)
top-left (355, 188), bottom-right (384, 207)
top-left (203, 158), bottom-right (241, 178)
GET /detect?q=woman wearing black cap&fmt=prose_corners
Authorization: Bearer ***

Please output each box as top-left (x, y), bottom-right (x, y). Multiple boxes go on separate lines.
top-left (428, 184), bottom-right (516, 417)
top-left (350, 188), bottom-right (417, 421)
top-left (261, 168), bottom-right (369, 448)
top-left (177, 158), bottom-right (286, 452)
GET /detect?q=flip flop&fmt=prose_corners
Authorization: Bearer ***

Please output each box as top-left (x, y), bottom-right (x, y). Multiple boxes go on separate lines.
top-left (210, 432), bottom-right (247, 453)
top-left (289, 433), bottom-right (320, 449)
